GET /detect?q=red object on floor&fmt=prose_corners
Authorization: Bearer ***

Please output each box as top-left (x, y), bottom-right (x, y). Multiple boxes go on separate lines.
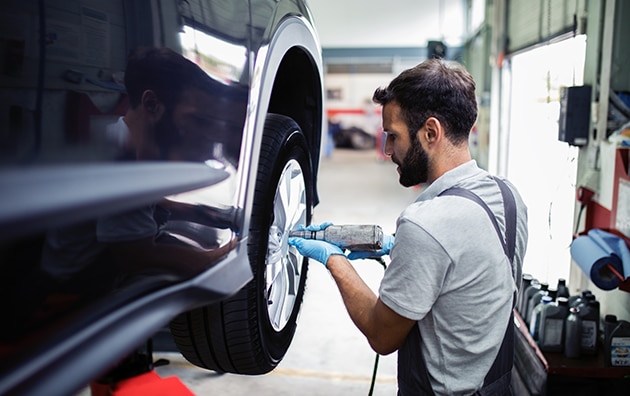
top-left (114, 371), bottom-right (194, 396)
top-left (91, 371), bottom-right (194, 396)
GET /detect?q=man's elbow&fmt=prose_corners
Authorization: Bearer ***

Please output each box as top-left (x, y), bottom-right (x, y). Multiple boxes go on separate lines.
top-left (368, 338), bottom-right (402, 356)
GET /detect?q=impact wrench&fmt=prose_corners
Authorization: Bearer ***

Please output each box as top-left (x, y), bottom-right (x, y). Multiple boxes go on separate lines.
top-left (288, 224), bottom-right (383, 251)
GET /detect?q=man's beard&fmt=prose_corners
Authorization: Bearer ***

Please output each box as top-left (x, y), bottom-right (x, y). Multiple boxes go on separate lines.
top-left (154, 111), bottom-right (181, 159)
top-left (397, 135), bottom-right (429, 187)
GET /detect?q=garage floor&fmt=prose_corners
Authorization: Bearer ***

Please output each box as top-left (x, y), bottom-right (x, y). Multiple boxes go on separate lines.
top-left (154, 148), bottom-right (421, 395)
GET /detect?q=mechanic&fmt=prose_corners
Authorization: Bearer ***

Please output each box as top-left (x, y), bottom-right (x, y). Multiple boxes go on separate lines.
top-left (289, 59), bottom-right (528, 395)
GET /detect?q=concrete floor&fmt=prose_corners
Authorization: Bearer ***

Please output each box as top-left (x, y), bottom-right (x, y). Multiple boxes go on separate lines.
top-left (154, 148), bottom-right (421, 395)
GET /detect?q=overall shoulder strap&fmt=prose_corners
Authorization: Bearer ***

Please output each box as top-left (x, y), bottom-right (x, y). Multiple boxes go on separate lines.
top-left (492, 177), bottom-right (517, 264)
top-left (438, 176), bottom-right (517, 265)
top-left (439, 177), bottom-right (519, 394)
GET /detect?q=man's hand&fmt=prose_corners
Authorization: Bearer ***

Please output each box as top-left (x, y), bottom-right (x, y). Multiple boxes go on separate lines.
top-left (288, 237), bottom-right (344, 266)
top-left (298, 222), bottom-right (333, 232)
top-left (347, 234), bottom-right (395, 260)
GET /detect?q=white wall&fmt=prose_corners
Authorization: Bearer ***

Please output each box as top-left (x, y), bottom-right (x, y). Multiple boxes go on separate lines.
top-left (308, 0), bottom-right (466, 48)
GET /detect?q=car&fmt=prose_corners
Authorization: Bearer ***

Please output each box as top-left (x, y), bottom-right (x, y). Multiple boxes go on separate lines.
top-left (0, 0), bottom-right (323, 394)
top-left (333, 126), bottom-right (377, 150)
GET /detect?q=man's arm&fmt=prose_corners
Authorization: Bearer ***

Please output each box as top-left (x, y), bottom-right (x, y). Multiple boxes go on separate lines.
top-left (326, 254), bottom-right (416, 355)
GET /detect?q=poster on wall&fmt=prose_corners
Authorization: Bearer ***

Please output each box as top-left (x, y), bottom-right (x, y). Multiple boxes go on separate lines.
top-left (46, 6), bottom-right (110, 68)
top-left (80, 7), bottom-right (110, 68)
top-left (46, 20), bottom-right (82, 64)
top-left (615, 178), bottom-right (630, 238)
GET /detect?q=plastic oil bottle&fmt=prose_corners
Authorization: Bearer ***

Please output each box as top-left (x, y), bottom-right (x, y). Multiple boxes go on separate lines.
top-left (556, 278), bottom-right (570, 299)
top-left (526, 282), bottom-right (549, 326)
top-left (539, 297), bottom-right (569, 352)
top-left (518, 274), bottom-right (534, 316)
top-left (520, 278), bottom-right (539, 318)
top-left (604, 315), bottom-right (618, 367)
top-left (546, 285), bottom-right (558, 301)
top-left (608, 319), bottom-right (630, 367)
top-left (564, 306), bottom-right (581, 359)
top-left (529, 296), bottom-right (553, 341)
top-left (568, 289), bottom-right (592, 308)
top-left (577, 294), bottom-right (600, 356)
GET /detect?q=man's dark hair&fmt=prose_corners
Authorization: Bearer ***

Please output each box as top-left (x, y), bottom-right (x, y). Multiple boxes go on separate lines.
top-left (373, 59), bottom-right (478, 145)
top-left (124, 47), bottom-right (214, 109)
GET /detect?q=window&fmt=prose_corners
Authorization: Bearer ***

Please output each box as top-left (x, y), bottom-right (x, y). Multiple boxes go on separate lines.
top-left (504, 35), bottom-right (587, 283)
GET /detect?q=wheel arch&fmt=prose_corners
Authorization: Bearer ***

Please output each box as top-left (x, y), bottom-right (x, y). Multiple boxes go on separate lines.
top-left (267, 46), bottom-right (323, 207)
top-left (240, 15), bottom-right (323, 237)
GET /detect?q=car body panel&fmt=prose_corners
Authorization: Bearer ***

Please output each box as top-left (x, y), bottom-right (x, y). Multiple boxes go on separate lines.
top-left (0, 162), bottom-right (229, 240)
top-left (0, 0), bottom-right (322, 394)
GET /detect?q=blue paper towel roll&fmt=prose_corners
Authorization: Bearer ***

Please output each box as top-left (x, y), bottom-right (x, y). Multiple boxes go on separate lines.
top-left (570, 229), bottom-right (628, 291)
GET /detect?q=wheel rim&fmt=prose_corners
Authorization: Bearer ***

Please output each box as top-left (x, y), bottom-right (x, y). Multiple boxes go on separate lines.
top-left (265, 159), bottom-right (307, 331)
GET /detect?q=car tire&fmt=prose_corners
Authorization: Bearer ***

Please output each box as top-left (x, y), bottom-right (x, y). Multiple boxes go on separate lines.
top-left (170, 114), bottom-right (312, 374)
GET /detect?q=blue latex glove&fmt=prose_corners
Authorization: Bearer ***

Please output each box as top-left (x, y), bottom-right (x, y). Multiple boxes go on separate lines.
top-left (297, 222), bottom-right (333, 232)
top-left (347, 234), bottom-right (395, 260)
top-left (288, 223), bottom-right (344, 266)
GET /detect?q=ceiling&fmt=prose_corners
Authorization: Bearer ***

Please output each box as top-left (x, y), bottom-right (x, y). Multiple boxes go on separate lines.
top-left (306, 0), bottom-right (472, 49)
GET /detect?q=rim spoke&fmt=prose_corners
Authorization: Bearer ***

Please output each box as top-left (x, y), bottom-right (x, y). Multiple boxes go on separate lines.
top-left (266, 159), bottom-right (306, 331)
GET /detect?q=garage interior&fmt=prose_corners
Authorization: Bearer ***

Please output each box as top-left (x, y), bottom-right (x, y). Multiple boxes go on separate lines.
top-left (150, 0), bottom-right (630, 395)
top-left (0, 0), bottom-right (628, 395)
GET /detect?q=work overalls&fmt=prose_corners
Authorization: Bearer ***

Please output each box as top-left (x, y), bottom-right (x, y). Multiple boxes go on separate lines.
top-left (397, 177), bottom-right (518, 396)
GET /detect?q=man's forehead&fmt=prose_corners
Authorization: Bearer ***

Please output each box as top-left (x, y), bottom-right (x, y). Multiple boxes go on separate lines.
top-left (382, 102), bottom-right (403, 126)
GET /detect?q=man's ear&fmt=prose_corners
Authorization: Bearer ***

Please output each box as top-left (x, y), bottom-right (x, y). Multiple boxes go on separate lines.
top-left (423, 117), bottom-right (442, 143)
top-left (141, 90), bottom-right (164, 119)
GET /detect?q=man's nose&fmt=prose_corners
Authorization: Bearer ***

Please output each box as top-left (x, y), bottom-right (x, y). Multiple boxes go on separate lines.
top-left (382, 134), bottom-right (393, 157)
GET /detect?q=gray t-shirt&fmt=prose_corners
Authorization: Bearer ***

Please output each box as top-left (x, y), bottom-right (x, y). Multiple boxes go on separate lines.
top-left (379, 160), bottom-right (528, 395)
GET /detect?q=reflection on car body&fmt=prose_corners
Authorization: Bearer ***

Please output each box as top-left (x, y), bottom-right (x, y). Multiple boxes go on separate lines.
top-left (0, 0), bottom-right (323, 394)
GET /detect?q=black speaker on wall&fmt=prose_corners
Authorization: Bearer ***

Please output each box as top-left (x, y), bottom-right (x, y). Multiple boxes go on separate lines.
top-left (427, 40), bottom-right (447, 59)
top-left (558, 85), bottom-right (592, 146)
